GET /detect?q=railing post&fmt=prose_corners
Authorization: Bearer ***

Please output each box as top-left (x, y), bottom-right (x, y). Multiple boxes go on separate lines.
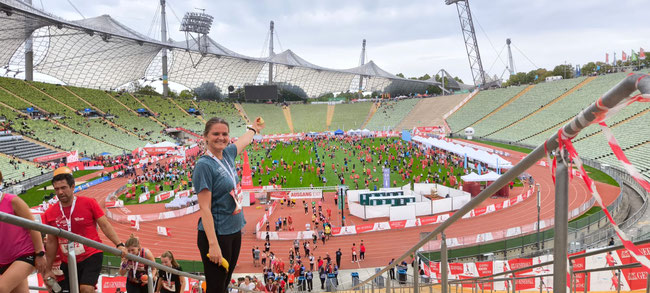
top-left (553, 152), bottom-right (569, 293)
top-left (67, 242), bottom-right (80, 293)
top-left (386, 270), bottom-right (391, 293)
top-left (371, 276), bottom-right (375, 293)
top-left (414, 253), bottom-right (419, 293)
top-left (511, 278), bottom-right (516, 293)
top-left (442, 232), bottom-right (449, 293)
top-left (584, 272), bottom-right (588, 293)
top-left (147, 266), bottom-right (154, 293)
top-left (646, 270), bottom-right (649, 293)
top-left (539, 276), bottom-right (543, 293)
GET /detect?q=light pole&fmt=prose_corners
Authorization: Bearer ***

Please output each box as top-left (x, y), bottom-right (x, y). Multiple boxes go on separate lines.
top-left (536, 183), bottom-right (541, 250)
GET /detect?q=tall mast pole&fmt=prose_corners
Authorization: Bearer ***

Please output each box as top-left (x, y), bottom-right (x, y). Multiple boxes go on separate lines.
top-left (358, 39), bottom-right (366, 92)
top-left (160, 0), bottom-right (170, 97)
top-left (268, 21), bottom-right (274, 84)
top-left (24, 0), bottom-right (34, 81)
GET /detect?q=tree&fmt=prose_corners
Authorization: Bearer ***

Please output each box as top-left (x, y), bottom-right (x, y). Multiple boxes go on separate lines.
top-left (179, 89), bottom-right (194, 99)
top-left (396, 73), bottom-right (405, 78)
top-left (194, 82), bottom-right (222, 101)
top-left (135, 85), bottom-right (160, 96)
top-left (552, 64), bottom-right (574, 79)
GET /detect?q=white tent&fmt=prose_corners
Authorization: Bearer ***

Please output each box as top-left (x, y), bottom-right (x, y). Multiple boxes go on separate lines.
top-left (461, 171), bottom-right (501, 182)
top-left (413, 136), bottom-right (513, 169)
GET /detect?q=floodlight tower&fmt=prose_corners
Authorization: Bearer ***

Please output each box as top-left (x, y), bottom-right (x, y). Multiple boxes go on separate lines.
top-left (160, 0), bottom-right (169, 96)
top-left (445, 0), bottom-right (486, 87)
top-left (358, 39), bottom-right (366, 92)
top-left (268, 21), bottom-right (274, 84)
top-left (506, 38), bottom-right (515, 75)
top-left (180, 9), bottom-right (214, 67)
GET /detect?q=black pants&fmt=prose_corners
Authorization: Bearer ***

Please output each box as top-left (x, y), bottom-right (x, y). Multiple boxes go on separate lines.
top-left (126, 281), bottom-right (148, 293)
top-left (336, 258), bottom-right (341, 269)
top-left (197, 230), bottom-right (241, 293)
top-left (389, 268), bottom-right (395, 280)
top-left (360, 252), bottom-right (365, 260)
top-left (307, 279), bottom-right (313, 291)
top-left (320, 277), bottom-right (325, 289)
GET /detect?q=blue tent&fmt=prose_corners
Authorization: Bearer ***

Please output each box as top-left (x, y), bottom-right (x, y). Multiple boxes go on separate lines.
top-left (25, 107), bottom-right (39, 113)
top-left (84, 108), bottom-right (92, 113)
top-left (136, 108), bottom-right (147, 113)
top-left (79, 157), bottom-right (91, 161)
top-left (188, 108), bottom-right (197, 113)
top-left (334, 129), bottom-right (344, 135)
top-left (401, 130), bottom-right (412, 142)
top-left (100, 152), bottom-right (111, 156)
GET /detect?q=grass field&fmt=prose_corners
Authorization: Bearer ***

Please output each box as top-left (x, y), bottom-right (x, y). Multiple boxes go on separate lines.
top-left (118, 176), bottom-right (189, 205)
top-left (244, 137), bottom-right (477, 191)
top-left (19, 169), bottom-right (99, 207)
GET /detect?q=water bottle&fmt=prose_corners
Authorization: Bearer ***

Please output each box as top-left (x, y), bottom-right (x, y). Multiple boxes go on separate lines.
top-left (45, 277), bottom-right (62, 293)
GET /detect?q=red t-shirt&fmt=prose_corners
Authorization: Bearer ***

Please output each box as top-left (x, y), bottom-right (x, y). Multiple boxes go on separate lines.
top-left (43, 196), bottom-right (105, 262)
top-left (360, 244), bottom-right (366, 253)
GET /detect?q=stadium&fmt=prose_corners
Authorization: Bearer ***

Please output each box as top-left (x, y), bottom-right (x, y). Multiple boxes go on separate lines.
top-left (0, 0), bottom-right (649, 292)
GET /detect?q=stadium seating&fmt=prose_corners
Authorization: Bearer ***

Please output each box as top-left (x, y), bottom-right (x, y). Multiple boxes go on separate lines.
top-left (365, 98), bottom-right (420, 131)
top-left (0, 135), bottom-right (57, 160)
top-left (194, 100), bottom-right (247, 137)
top-left (290, 104), bottom-right (328, 133)
top-left (0, 77), bottom-right (140, 153)
top-left (470, 77), bottom-right (586, 137)
top-left (138, 95), bottom-right (204, 134)
top-left (65, 86), bottom-right (170, 143)
top-left (499, 73), bottom-right (628, 144)
top-left (240, 103), bottom-right (291, 134)
top-left (329, 102), bottom-right (372, 131)
top-left (0, 154), bottom-right (46, 185)
top-left (446, 85), bottom-right (526, 133)
top-left (396, 94), bottom-right (469, 131)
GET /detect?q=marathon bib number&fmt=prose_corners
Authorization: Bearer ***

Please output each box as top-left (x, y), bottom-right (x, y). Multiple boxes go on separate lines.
top-left (59, 239), bottom-right (85, 256)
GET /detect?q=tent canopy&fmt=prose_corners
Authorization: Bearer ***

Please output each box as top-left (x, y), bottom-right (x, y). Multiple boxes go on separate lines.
top-left (461, 171), bottom-right (501, 182)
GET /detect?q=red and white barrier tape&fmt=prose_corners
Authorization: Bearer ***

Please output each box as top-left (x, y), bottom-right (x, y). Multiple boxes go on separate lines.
top-left (553, 127), bottom-right (650, 272)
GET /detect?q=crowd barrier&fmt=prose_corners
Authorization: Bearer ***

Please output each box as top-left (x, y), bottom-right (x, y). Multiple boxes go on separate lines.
top-left (421, 196), bottom-right (595, 251)
top-left (105, 204), bottom-right (200, 224)
top-left (419, 241), bottom-right (650, 291)
top-left (256, 188), bottom-right (535, 240)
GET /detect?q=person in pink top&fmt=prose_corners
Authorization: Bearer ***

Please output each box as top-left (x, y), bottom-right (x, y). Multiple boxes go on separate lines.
top-left (0, 171), bottom-right (47, 293)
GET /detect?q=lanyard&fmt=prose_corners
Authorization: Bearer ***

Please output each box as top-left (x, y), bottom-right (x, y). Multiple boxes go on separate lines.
top-left (132, 248), bottom-right (142, 278)
top-left (0, 192), bottom-right (5, 204)
top-left (205, 150), bottom-right (242, 213)
top-left (205, 150), bottom-right (238, 193)
top-left (58, 197), bottom-right (77, 232)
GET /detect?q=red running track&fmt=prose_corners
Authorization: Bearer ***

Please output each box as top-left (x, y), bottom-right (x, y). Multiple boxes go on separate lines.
top-left (73, 143), bottom-right (619, 274)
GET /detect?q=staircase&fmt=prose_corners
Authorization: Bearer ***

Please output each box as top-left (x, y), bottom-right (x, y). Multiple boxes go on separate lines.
top-left (282, 106), bottom-right (294, 133)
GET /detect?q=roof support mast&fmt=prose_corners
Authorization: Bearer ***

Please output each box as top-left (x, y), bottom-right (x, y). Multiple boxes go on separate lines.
top-left (160, 0), bottom-right (169, 97)
top-left (24, 0), bottom-right (33, 81)
top-left (268, 21), bottom-right (274, 84)
top-left (445, 0), bottom-right (486, 87)
top-left (358, 39), bottom-right (366, 93)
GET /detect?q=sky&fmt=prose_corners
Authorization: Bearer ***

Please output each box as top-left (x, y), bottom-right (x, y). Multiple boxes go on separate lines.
top-left (30, 0), bottom-right (650, 84)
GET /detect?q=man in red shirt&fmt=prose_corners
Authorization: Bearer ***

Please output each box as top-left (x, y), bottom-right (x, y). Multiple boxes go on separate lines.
top-left (42, 167), bottom-right (126, 293)
top-left (360, 240), bottom-right (366, 261)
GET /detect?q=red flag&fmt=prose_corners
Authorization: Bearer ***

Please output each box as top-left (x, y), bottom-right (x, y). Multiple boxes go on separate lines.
top-left (641, 48), bottom-right (646, 60)
top-left (622, 51), bottom-right (627, 61)
top-left (606, 53), bottom-right (609, 63)
top-left (240, 151), bottom-right (254, 189)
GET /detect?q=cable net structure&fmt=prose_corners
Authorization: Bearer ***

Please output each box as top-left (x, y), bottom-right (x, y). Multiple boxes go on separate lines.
top-left (0, 0), bottom-right (473, 97)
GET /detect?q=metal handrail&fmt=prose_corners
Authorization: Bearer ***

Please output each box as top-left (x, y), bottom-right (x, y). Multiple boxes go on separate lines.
top-left (0, 211), bottom-right (258, 293)
top-left (348, 73), bottom-right (650, 291)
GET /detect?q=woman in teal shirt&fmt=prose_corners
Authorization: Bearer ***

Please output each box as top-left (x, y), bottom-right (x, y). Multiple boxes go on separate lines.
top-left (193, 116), bottom-right (264, 293)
